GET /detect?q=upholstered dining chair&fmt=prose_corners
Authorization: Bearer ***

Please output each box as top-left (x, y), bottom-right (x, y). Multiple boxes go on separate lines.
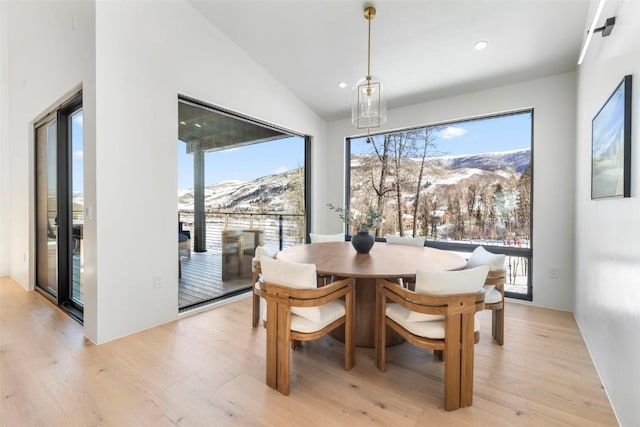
top-left (251, 244), bottom-right (279, 327)
top-left (384, 235), bottom-right (427, 289)
top-left (375, 266), bottom-right (489, 410)
top-left (465, 246), bottom-right (506, 345)
top-left (309, 232), bottom-right (345, 285)
top-left (259, 256), bottom-right (356, 395)
top-left (384, 235), bottom-right (426, 246)
top-left (221, 229), bottom-right (244, 276)
top-left (309, 232), bottom-right (344, 243)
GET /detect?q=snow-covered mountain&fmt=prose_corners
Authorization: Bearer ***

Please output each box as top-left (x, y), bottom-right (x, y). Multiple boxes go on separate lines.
top-left (178, 169), bottom-right (301, 212)
top-left (441, 149), bottom-right (531, 173)
top-left (178, 149), bottom-right (531, 211)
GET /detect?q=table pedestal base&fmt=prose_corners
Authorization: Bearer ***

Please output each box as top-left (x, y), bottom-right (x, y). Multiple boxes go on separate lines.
top-left (330, 277), bottom-right (404, 348)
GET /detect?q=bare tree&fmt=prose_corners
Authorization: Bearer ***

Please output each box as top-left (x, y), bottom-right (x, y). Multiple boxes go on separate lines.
top-left (367, 135), bottom-right (393, 237)
top-left (430, 194), bottom-right (440, 239)
top-left (283, 166), bottom-right (305, 242)
top-left (465, 183), bottom-right (478, 238)
top-left (388, 132), bottom-right (410, 236)
top-left (516, 165), bottom-right (531, 244)
top-left (446, 189), bottom-right (465, 240)
top-left (409, 128), bottom-right (436, 237)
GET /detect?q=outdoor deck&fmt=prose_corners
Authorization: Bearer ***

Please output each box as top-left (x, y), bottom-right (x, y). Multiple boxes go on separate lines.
top-left (71, 248), bottom-right (255, 311)
top-left (179, 251), bottom-right (254, 310)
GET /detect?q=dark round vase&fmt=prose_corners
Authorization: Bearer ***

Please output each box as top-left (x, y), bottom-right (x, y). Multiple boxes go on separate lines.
top-left (351, 232), bottom-right (375, 254)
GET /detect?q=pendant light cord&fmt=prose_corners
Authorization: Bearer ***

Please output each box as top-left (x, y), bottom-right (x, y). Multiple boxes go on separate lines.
top-left (367, 16), bottom-right (371, 79)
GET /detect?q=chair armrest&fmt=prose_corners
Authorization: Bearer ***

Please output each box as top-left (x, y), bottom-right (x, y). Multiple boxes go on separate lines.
top-left (377, 278), bottom-right (484, 316)
top-left (485, 269), bottom-right (506, 295)
top-left (260, 277), bottom-right (355, 308)
top-left (485, 268), bottom-right (506, 284)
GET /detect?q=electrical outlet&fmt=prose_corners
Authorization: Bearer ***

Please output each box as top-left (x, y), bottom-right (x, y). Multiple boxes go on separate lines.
top-left (549, 268), bottom-right (560, 279)
top-left (152, 276), bottom-right (162, 289)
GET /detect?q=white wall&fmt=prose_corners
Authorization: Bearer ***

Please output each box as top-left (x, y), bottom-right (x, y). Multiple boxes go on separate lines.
top-left (4, 0), bottom-right (325, 344)
top-left (1, 0), bottom-right (9, 276)
top-left (575, 1), bottom-right (640, 425)
top-left (91, 0), bottom-right (326, 343)
top-left (325, 72), bottom-right (577, 312)
top-left (4, 0), bottom-right (96, 289)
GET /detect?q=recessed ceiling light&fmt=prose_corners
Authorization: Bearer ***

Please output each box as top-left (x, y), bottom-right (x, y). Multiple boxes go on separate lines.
top-left (179, 121), bottom-right (186, 125)
top-left (194, 123), bottom-right (201, 128)
top-left (338, 82), bottom-right (347, 89)
top-left (474, 40), bottom-right (488, 51)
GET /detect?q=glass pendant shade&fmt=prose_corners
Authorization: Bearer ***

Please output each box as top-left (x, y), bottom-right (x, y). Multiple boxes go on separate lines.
top-left (351, 75), bottom-right (387, 129)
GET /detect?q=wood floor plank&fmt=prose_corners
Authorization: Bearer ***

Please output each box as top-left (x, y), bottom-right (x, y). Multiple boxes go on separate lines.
top-left (179, 252), bottom-right (253, 309)
top-left (0, 277), bottom-right (618, 426)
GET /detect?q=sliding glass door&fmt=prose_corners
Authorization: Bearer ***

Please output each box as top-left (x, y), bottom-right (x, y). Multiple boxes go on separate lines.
top-left (35, 92), bottom-right (84, 321)
top-left (70, 108), bottom-right (84, 305)
top-left (35, 118), bottom-right (59, 297)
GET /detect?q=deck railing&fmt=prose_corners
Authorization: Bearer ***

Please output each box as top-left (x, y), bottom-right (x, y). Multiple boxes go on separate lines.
top-left (178, 210), bottom-right (306, 252)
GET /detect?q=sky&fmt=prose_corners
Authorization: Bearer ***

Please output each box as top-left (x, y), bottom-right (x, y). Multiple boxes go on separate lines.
top-left (177, 135), bottom-right (305, 190)
top-left (592, 78), bottom-right (626, 157)
top-left (176, 111), bottom-right (532, 190)
top-left (72, 110), bottom-right (84, 192)
top-left (72, 108), bottom-right (305, 193)
top-left (70, 107), bottom-right (531, 193)
top-left (352, 111), bottom-right (532, 156)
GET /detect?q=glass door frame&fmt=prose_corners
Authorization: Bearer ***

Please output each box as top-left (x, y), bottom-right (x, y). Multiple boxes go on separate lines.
top-left (34, 91), bottom-right (84, 321)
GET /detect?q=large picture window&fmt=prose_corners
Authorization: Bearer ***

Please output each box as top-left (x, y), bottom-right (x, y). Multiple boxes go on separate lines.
top-left (347, 110), bottom-right (533, 299)
top-left (177, 96), bottom-right (310, 311)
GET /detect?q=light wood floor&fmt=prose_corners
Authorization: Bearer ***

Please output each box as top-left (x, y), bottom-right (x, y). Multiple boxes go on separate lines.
top-left (0, 276), bottom-right (617, 426)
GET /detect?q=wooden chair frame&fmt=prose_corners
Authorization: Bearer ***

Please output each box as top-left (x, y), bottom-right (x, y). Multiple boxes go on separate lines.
top-left (252, 258), bottom-right (336, 328)
top-left (222, 229), bottom-right (243, 275)
top-left (375, 279), bottom-right (484, 411)
top-left (484, 269), bottom-right (506, 345)
top-left (251, 257), bottom-right (262, 327)
top-left (260, 277), bottom-right (356, 395)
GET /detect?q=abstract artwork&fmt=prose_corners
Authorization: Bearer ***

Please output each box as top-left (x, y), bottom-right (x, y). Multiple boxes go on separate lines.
top-left (591, 75), bottom-right (632, 199)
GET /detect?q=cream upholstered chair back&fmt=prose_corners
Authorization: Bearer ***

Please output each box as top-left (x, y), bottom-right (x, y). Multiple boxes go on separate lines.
top-left (384, 235), bottom-right (426, 288)
top-left (308, 233), bottom-right (344, 285)
top-left (465, 246), bottom-right (506, 345)
top-left (259, 257), bottom-right (355, 395)
top-left (466, 246), bottom-right (505, 270)
top-left (384, 235), bottom-right (426, 247)
top-left (309, 232), bottom-right (344, 243)
top-left (376, 266), bottom-right (489, 410)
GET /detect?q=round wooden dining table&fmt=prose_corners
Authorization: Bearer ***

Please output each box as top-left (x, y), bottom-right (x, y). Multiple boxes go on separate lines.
top-left (276, 241), bottom-right (467, 347)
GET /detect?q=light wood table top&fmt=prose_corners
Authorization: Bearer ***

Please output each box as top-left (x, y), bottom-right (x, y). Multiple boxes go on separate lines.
top-left (277, 242), bottom-right (467, 347)
top-left (277, 241), bottom-right (467, 278)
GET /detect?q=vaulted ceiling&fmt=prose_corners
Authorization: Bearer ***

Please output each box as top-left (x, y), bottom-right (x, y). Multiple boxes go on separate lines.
top-left (189, 1), bottom-right (593, 122)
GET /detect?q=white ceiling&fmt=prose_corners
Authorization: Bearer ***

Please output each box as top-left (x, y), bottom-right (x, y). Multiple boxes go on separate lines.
top-left (189, 0), bottom-right (591, 122)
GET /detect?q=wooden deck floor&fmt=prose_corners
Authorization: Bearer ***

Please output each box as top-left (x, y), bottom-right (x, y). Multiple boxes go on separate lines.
top-left (179, 251), bottom-right (253, 310)
top-left (70, 249), bottom-right (253, 311)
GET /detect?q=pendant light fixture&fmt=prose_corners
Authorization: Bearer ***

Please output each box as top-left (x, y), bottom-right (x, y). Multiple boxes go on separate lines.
top-left (352, 5), bottom-right (387, 129)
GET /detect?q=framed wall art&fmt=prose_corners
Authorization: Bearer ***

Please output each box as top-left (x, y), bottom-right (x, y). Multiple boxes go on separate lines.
top-left (591, 75), bottom-right (632, 199)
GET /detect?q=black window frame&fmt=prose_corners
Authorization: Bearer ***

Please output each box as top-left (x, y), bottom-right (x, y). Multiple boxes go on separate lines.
top-left (345, 109), bottom-right (534, 301)
top-left (177, 95), bottom-right (311, 246)
top-left (176, 95), bottom-right (312, 310)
